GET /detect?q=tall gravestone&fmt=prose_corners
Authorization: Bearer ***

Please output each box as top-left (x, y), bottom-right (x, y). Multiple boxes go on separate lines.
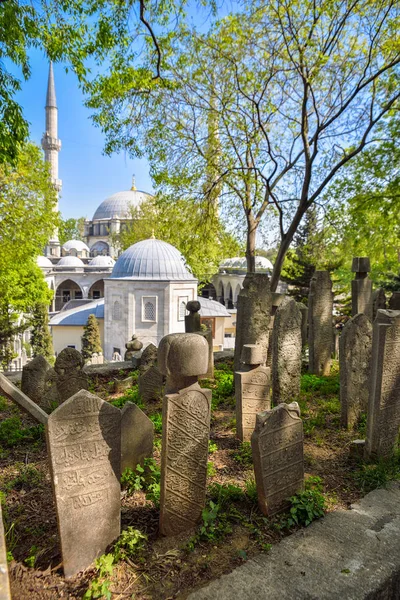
top-left (121, 402), bottom-right (154, 473)
top-left (308, 271), bottom-right (333, 376)
top-left (272, 298), bottom-right (302, 405)
top-left (158, 333), bottom-right (211, 536)
top-left (138, 343), bottom-right (164, 401)
top-left (351, 257), bottom-right (373, 320)
top-left (251, 402), bottom-right (304, 516)
top-left (235, 345), bottom-right (270, 442)
top-left (0, 503), bottom-right (11, 600)
top-left (54, 348), bottom-right (88, 403)
top-left (266, 293), bottom-right (286, 369)
top-left (340, 314), bottom-right (372, 429)
top-left (365, 310), bottom-right (400, 460)
top-left (372, 288), bottom-right (387, 321)
top-left (389, 292), bottom-right (400, 311)
top-left (21, 355), bottom-right (53, 407)
top-left (297, 302), bottom-right (308, 348)
top-left (185, 301), bottom-right (214, 379)
top-left (234, 274), bottom-right (272, 371)
top-left (46, 390), bottom-right (121, 578)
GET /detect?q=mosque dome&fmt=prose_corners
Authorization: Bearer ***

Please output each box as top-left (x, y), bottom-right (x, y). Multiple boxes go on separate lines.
top-left (62, 239), bottom-right (90, 253)
top-left (219, 256), bottom-right (273, 272)
top-left (111, 238), bottom-right (195, 280)
top-left (92, 189), bottom-right (152, 221)
top-left (89, 255), bottom-right (115, 267)
top-left (36, 255), bottom-right (53, 268)
top-left (57, 256), bottom-right (85, 267)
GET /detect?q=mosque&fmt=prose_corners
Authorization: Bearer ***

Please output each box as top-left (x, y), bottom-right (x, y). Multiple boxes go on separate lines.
top-left (33, 63), bottom-right (286, 362)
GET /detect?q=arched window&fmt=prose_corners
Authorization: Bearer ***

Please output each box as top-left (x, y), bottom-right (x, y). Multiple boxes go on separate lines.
top-left (142, 296), bottom-right (157, 322)
top-left (179, 300), bottom-right (187, 321)
top-left (113, 301), bottom-right (122, 321)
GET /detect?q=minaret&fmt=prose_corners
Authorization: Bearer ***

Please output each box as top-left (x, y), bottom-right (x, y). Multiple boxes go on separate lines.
top-left (42, 62), bottom-right (62, 258)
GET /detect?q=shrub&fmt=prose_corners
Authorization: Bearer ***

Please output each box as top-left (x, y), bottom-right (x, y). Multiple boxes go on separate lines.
top-left (0, 418), bottom-right (44, 447)
top-left (232, 442), bottom-right (253, 467)
top-left (114, 527), bottom-right (147, 561)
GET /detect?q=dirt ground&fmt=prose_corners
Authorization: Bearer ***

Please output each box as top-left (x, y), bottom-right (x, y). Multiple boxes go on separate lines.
top-left (0, 362), bottom-right (367, 599)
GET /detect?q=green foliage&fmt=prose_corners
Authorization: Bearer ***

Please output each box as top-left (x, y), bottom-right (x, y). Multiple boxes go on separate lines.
top-left (30, 303), bottom-right (54, 361)
top-left (232, 442), bottom-right (253, 467)
top-left (280, 477), bottom-right (326, 528)
top-left (2, 464), bottom-right (43, 494)
top-left (81, 315), bottom-right (102, 361)
top-left (301, 374), bottom-right (340, 395)
top-left (149, 412), bottom-right (162, 434)
top-left (110, 387), bottom-right (143, 409)
top-left (24, 545), bottom-right (38, 568)
top-left (0, 395), bottom-right (8, 411)
top-left (208, 482), bottom-right (244, 505)
top-left (121, 459), bottom-right (161, 507)
top-left (298, 373), bottom-right (340, 436)
top-left (207, 461), bottom-right (216, 477)
top-left (113, 527), bottom-right (147, 561)
top-left (208, 440), bottom-right (218, 454)
top-left (0, 417), bottom-right (44, 448)
top-left (59, 217), bottom-right (86, 245)
top-left (202, 368), bottom-right (234, 410)
top-left (244, 478), bottom-right (258, 503)
top-left (188, 500), bottom-right (233, 550)
top-left (354, 452), bottom-right (400, 494)
top-left (83, 553), bottom-right (115, 600)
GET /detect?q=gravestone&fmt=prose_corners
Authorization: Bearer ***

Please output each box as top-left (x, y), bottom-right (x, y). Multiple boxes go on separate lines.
top-left (308, 271), bottom-right (333, 376)
top-left (365, 309), bottom-right (400, 460)
top-left (272, 298), bottom-right (302, 405)
top-left (158, 333), bottom-right (211, 536)
top-left (372, 288), bottom-right (387, 321)
top-left (21, 354), bottom-right (53, 406)
top-left (234, 274), bottom-right (272, 371)
top-left (124, 334), bottom-right (143, 361)
top-left (297, 302), bottom-right (308, 348)
top-left (340, 314), bottom-right (372, 429)
top-left (0, 503), bottom-right (11, 600)
top-left (388, 292), bottom-right (400, 311)
top-left (138, 365), bottom-right (164, 401)
top-left (251, 402), bottom-right (304, 516)
top-left (266, 293), bottom-right (286, 369)
top-left (0, 373), bottom-right (48, 424)
top-left (198, 328), bottom-right (214, 380)
top-left (54, 348), bottom-right (88, 403)
top-left (114, 375), bottom-right (134, 393)
top-left (121, 402), bottom-right (154, 473)
top-left (351, 257), bottom-right (373, 320)
top-left (185, 300), bottom-right (201, 332)
top-left (139, 343), bottom-right (158, 375)
top-left (46, 390), bottom-right (121, 578)
top-left (235, 345), bottom-right (270, 442)
top-left (42, 367), bottom-right (61, 410)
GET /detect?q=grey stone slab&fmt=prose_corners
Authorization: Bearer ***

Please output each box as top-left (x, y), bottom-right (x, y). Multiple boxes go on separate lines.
top-left (0, 373), bottom-right (48, 424)
top-left (83, 361), bottom-right (134, 376)
top-left (46, 390), bottom-right (121, 578)
top-left (308, 271), bottom-right (333, 376)
top-left (235, 367), bottom-right (270, 442)
top-left (0, 504), bottom-right (11, 600)
top-left (55, 348), bottom-right (88, 403)
top-left (21, 355), bottom-right (53, 407)
top-left (121, 402), bottom-right (154, 472)
top-left (372, 288), bottom-right (387, 321)
top-left (272, 298), bottom-right (302, 404)
top-left (188, 482), bottom-right (400, 600)
top-left (138, 366), bottom-right (164, 401)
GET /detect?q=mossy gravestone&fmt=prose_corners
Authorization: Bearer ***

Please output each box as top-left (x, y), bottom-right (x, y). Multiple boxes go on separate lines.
top-left (308, 271), bottom-right (333, 376)
top-left (21, 354), bottom-right (53, 407)
top-left (121, 402), bottom-right (154, 473)
top-left (54, 347), bottom-right (88, 403)
top-left (271, 298), bottom-right (302, 405)
top-left (46, 390), bottom-right (121, 578)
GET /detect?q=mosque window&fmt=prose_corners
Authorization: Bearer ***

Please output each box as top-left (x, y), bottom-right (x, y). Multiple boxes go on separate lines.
top-left (113, 301), bottom-right (122, 321)
top-left (178, 296), bottom-right (188, 321)
top-left (142, 296), bottom-right (157, 322)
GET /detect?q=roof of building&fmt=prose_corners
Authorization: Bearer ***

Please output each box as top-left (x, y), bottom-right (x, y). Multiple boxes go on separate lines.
top-left (50, 298), bottom-right (104, 326)
top-left (62, 239), bottom-right (90, 253)
top-left (111, 238), bottom-right (196, 281)
top-left (92, 189), bottom-right (152, 221)
top-left (89, 255), bottom-right (115, 267)
top-left (219, 256), bottom-right (273, 272)
top-left (36, 255), bottom-right (53, 268)
top-left (56, 256), bottom-right (85, 267)
top-left (199, 297), bottom-right (231, 318)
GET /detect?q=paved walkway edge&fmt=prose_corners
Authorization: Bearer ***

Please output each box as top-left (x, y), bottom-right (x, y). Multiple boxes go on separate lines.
top-left (188, 482), bottom-right (400, 600)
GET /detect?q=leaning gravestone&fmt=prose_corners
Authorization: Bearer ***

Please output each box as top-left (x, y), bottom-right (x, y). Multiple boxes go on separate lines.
top-left (54, 348), bottom-right (88, 403)
top-left (139, 343), bottom-right (158, 375)
top-left (372, 288), bottom-right (387, 321)
top-left (251, 402), bottom-right (304, 516)
top-left (21, 355), bottom-right (53, 407)
top-left (235, 345), bottom-right (270, 442)
top-left (365, 310), bottom-right (400, 460)
top-left (158, 333), bottom-right (211, 536)
top-left (340, 314), bottom-right (372, 429)
top-left (138, 365), bottom-right (164, 401)
top-left (46, 390), bottom-right (121, 578)
top-left (308, 271), bottom-right (333, 376)
top-left (121, 402), bottom-right (154, 473)
top-left (351, 257), bottom-right (373, 320)
top-left (0, 503), bottom-right (11, 600)
top-left (272, 298), bottom-right (302, 405)
top-left (234, 274), bottom-right (272, 371)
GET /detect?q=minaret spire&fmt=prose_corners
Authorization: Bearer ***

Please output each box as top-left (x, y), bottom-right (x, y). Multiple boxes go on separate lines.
top-left (42, 61), bottom-right (62, 258)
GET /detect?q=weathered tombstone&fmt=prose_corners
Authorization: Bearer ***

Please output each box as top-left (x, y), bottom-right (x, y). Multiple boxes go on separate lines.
top-left (54, 348), bottom-right (88, 403)
top-left (235, 344), bottom-right (270, 442)
top-left (388, 292), bottom-right (400, 311)
top-left (0, 503), bottom-right (11, 600)
top-left (46, 390), bottom-right (121, 578)
top-left (42, 367), bottom-right (61, 410)
top-left (138, 365), bottom-right (164, 401)
top-left (139, 343), bottom-right (158, 375)
top-left (297, 302), bottom-right (308, 348)
top-left (234, 273), bottom-right (272, 371)
top-left (185, 300), bottom-right (201, 332)
top-left (365, 309), bottom-right (400, 460)
top-left (251, 402), bottom-right (304, 516)
top-left (124, 334), bottom-right (143, 361)
top-left (198, 328), bottom-right (214, 380)
top-left (272, 299), bottom-right (302, 405)
top-left (21, 354), bottom-right (53, 406)
top-left (158, 333), bottom-right (211, 536)
top-left (372, 288), bottom-right (387, 321)
top-left (308, 271), bottom-right (333, 376)
top-left (0, 373), bottom-right (48, 424)
top-left (351, 257), bottom-right (373, 320)
top-left (266, 293), bottom-right (286, 369)
top-left (114, 375), bottom-right (134, 393)
top-left (340, 314), bottom-right (372, 429)
top-left (121, 402), bottom-right (154, 473)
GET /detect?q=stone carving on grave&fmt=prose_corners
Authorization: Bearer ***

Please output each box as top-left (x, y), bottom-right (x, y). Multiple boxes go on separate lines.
top-left (251, 402), bottom-right (304, 516)
top-left (54, 347), bottom-right (88, 403)
top-left (46, 390), bottom-right (121, 578)
top-left (235, 344), bottom-right (270, 442)
top-left (272, 298), bottom-right (302, 405)
top-left (158, 333), bottom-right (211, 536)
top-left (365, 310), bottom-right (400, 460)
top-left (340, 314), bottom-right (372, 429)
top-left (121, 402), bottom-right (154, 473)
top-left (124, 334), bottom-right (143, 361)
top-left (351, 257), bottom-right (373, 320)
top-left (308, 271), bottom-right (333, 376)
top-left (0, 503), bottom-right (11, 600)
top-left (138, 365), bottom-right (164, 401)
top-left (372, 288), bottom-right (387, 321)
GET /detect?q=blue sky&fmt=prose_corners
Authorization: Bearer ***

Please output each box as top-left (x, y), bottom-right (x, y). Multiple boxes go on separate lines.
top-left (15, 50), bottom-right (153, 220)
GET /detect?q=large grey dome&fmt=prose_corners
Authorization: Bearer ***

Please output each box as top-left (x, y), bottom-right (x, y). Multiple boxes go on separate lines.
top-left (111, 238), bottom-right (195, 280)
top-left (92, 190), bottom-right (152, 221)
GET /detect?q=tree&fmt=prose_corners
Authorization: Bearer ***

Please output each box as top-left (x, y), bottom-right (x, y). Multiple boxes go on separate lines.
top-left (0, 143), bottom-right (57, 366)
top-left (59, 217), bottom-right (86, 245)
top-left (81, 315), bottom-right (102, 361)
top-left (87, 0), bottom-right (400, 291)
top-left (30, 303), bottom-right (54, 362)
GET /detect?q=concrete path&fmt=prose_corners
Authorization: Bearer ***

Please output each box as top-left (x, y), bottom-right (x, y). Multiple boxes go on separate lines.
top-left (188, 482), bottom-right (400, 600)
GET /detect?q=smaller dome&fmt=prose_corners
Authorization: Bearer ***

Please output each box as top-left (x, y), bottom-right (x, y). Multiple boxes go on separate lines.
top-left (62, 240), bottom-right (90, 253)
top-left (36, 255), bottom-right (53, 268)
top-left (57, 256), bottom-right (84, 267)
top-left (219, 256), bottom-right (273, 272)
top-left (89, 255), bottom-right (115, 267)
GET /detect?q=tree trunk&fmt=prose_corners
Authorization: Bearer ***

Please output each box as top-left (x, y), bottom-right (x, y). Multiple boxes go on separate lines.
top-left (270, 206), bottom-right (308, 292)
top-left (246, 214), bottom-right (257, 273)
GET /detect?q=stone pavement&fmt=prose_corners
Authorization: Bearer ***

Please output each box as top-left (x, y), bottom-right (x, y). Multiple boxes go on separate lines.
top-left (188, 482), bottom-right (400, 600)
